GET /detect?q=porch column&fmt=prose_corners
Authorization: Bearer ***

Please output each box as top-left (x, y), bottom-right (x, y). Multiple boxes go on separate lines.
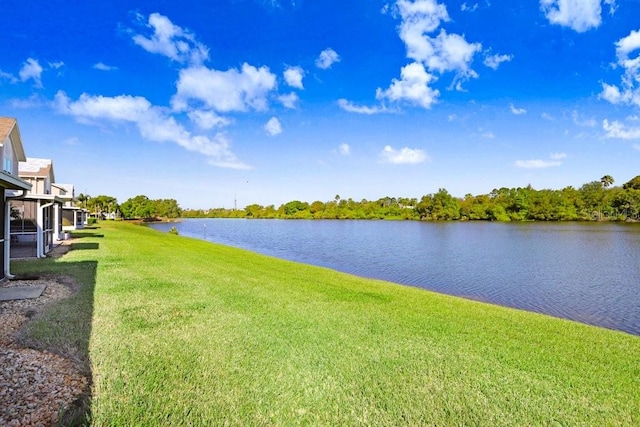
top-left (53, 203), bottom-right (61, 241)
top-left (4, 197), bottom-right (11, 278)
top-left (36, 199), bottom-right (43, 258)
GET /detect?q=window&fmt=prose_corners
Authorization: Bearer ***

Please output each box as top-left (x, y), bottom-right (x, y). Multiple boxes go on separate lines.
top-left (3, 158), bottom-right (12, 174)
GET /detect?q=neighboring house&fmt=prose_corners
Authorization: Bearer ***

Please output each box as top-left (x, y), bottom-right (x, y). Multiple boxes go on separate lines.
top-left (0, 117), bottom-right (32, 278)
top-left (51, 183), bottom-right (87, 231)
top-left (11, 157), bottom-right (63, 258)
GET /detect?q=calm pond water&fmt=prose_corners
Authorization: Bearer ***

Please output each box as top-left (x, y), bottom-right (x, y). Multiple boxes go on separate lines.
top-left (151, 219), bottom-right (640, 335)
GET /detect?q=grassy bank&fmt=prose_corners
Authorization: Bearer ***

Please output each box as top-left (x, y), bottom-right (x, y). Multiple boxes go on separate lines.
top-left (14, 221), bottom-right (640, 425)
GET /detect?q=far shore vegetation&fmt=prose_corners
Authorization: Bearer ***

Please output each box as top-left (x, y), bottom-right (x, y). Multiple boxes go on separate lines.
top-left (13, 221), bottom-right (640, 425)
top-left (82, 174), bottom-right (640, 222)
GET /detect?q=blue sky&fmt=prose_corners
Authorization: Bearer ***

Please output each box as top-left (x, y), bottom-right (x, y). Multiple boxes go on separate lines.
top-left (1, 0), bottom-right (640, 209)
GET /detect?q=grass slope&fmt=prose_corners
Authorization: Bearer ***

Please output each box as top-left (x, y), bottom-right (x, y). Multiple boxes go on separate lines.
top-left (14, 221), bottom-right (640, 426)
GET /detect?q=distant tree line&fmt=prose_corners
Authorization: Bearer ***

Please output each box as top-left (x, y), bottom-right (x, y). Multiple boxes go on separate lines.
top-left (76, 194), bottom-right (182, 221)
top-left (183, 175), bottom-right (640, 222)
top-left (120, 195), bottom-right (181, 220)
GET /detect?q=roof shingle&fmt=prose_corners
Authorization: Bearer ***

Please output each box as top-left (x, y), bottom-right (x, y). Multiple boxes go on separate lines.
top-left (0, 117), bottom-right (17, 142)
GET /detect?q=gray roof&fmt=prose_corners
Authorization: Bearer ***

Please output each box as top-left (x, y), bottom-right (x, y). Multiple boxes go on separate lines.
top-left (0, 117), bottom-right (27, 162)
top-left (19, 157), bottom-right (55, 180)
top-left (53, 183), bottom-right (74, 194)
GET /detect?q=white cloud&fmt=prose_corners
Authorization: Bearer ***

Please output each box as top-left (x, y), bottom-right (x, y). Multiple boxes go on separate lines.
top-left (278, 92), bottom-right (299, 109)
top-left (600, 29), bottom-right (640, 107)
top-left (615, 29), bottom-right (640, 63)
top-left (571, 110), bottom-right (596, 127)
top-left (316, 48), bottom-right (340, 69)
top-left (49, 61), bottom-right (64, 69)
top-left (264, 117), bottom-right (282, 136)
top-left (484, 53), bottom-right (512, 70)
top-left (132, 12), bottom-right (209, 65)
top-left (94, 62), bottom-right (117, 71)
top-left (0, 69), bottom-right (17, 83)
top-left (397, 0), bottom-right (449, 58)
top-left (515, 159), bottom-right (562, 169)
top-left (633, 143), bottom-right (640, 151)
top-left (376, 62), bottom-right (440, 109)
top-left (461, 3), bottom-right (479, 12)
top-left (482, 131), bottom-right (495, 139)
top-left (10, 95), bottom-right (46, 109)
top-left (540, 0), bottom-right (616, 32)
top-left (539, 0), bottom-right (611, 32)
top-left (54, 91), bottom-right (250, 169)
top-left (541, 112), bottom-right (555, 121)
top-left (172, 63), bottom-right (277, 112)
top-left (510, 104), bottom-right (526, 115)
top-left (515, 152), bottom-right (566, 169)
top-left (337, 99), bottom-right (385, 114)
top-left (338, 143), bottom-right (350, 155)
top-left (347, 1), bottom-right (482, 112)
top-left (603, 119), bottom-right (640, 139)
top-left (187, 110), bottom-right (231, 129)
top-left (19, 58), bottom-right (43, 88)
top-left (379, 145), bottom-right (429, 164)
top-left (395, 1), bottom-right (481, 84)
top-left (422, 30), bottom-right (482, 81)
top-left (257, 0), bottom-right (301, 11)
top-left (600, 83), bottom-right (623, 104)
top-left (63, 137), bottom-right (80, 146)
top-left (55, 91), bottom-right (152, 122)
top-left (283, 66), bottom-right (305, 89)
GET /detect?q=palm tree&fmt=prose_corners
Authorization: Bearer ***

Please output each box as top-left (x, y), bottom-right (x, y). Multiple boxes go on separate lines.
top-left (600, 175), bottom-right (614, 188)
top-left (76, 193), bottom-right (89, 208)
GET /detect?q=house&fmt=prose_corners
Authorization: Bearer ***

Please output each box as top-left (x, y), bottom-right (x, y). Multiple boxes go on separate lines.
top-left (0, 117), bottom-right (32, 278)
top-left (11, 157), bottom-right (63, 258)
top-left (51, 183), bottom-right (87, 231)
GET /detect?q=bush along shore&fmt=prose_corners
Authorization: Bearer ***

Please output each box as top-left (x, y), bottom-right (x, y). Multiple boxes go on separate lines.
top-left (182, 175), bottom-right (640, 222)
top-left (11, 221), bottom-right (640, 425)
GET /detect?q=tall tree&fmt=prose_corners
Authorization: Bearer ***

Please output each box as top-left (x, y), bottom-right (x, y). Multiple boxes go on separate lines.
top-left (579, 181), bottom-right (607, 219)
top-left (76, 193), bottom-right (90, 208)
top-left (87, 195), bottom-right (118, 216)
top-left (120, 195), bottom-right (153, 219)
top-left (153, 199), bottom-right (181, 219)
top-left (600, 175), bottom-right (614, 188)
top-left (623, 175), bottom-right (640, 190)
top-left (431, 188), bottom-right (460, 220)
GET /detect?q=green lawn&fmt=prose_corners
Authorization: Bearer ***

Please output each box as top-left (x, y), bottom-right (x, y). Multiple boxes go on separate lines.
top-left (14, 221), bottom-right (640, 426)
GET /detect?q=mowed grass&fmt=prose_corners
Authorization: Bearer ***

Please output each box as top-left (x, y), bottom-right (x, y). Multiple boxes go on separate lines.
top-left (14, 221), bottom-right (640, 426)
